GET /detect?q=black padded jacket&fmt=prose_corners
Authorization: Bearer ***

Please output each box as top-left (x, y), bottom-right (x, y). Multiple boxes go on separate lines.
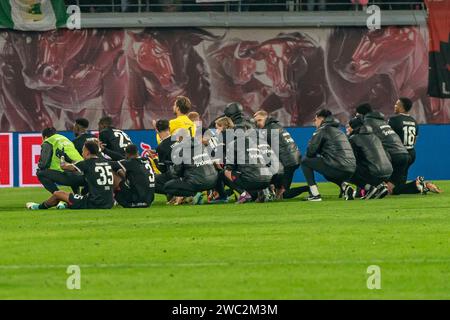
top-left (171, 139), bottom-right (218, 187)
top-left (349, 125), bottom-right (393, 178)
top-left (263, 117), bottom-right (301, 168)
top-left (306, 116), bottom-right (356, 173)
top-left (363, 112), bottom-right (408, 158)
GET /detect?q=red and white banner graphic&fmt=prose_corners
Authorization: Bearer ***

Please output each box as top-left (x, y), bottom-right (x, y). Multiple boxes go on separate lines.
top-left (18, 134), bottom-right (42, 187)
top-left (0, 133), bottom-right (13, 187)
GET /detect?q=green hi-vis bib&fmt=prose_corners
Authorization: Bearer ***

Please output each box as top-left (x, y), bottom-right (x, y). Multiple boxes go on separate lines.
top-left (44, 134), bottom-right (83, 172)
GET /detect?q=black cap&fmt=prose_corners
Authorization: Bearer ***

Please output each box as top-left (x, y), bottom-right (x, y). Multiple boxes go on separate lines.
top-left (224, 102), bottom-right (243, 117)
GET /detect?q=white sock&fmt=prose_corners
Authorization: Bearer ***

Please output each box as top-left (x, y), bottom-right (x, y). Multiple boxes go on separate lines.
top-left (310, 185), bottom-right (319, 196)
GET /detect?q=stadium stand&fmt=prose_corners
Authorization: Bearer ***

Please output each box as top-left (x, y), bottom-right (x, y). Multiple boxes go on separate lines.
top-left (68, 1), bottom-right (425, 13)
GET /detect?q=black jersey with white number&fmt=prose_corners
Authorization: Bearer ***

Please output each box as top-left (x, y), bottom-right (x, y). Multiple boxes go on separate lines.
top-left (156, 136), bottom-right (176, 173)
top-left (388, 114), bottom-right (419, 150)
top-left (112, 157), bottom-right (155, 204)
top-left (99, 127), bottom-right (133, 160)
top-left (73, 158), bottom-right (114, 208)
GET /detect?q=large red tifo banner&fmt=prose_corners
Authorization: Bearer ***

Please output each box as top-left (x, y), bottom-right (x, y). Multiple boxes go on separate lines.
top-left (425, 0), bottom-right (450, 99)
top-left (0, 27), bottom-right (448, 131)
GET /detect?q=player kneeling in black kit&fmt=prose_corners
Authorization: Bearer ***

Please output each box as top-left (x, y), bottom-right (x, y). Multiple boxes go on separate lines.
top-left (163, 138), bottom-right (218, 205)
top-left (219, 130), bottom-right (273, 204)
top-left (347, 117), bottom-right (393, 199)
top-left (356, 103), bottom-right (410, 195)
top-left (27, 140), bottom-right (114, 210)
top-left (253, 110), bottom-right (308, 200)
top-left (98, 116), bottom-right (133, 160)
top-left (152, 120), bottom-right (177, 196)
top-left (111, 144), bottom-right (155, 208)
top-left (388, 98), bottom-right (442, 194)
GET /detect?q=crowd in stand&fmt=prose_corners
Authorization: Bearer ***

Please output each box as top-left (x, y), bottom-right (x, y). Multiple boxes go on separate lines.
top-left (67, 1), bottom-right (424, 13)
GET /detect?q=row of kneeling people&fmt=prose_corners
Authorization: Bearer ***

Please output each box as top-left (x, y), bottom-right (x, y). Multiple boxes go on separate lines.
top-left (27, 97), bottom-right (442, 210)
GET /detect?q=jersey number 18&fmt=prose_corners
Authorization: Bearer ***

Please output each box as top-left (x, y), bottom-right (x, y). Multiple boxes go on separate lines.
top-left (403, 126), bottom-right (416, 148)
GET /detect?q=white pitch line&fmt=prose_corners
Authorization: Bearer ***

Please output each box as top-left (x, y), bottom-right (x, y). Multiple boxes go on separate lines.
top-left (0, 258), bottom-right (449, 270)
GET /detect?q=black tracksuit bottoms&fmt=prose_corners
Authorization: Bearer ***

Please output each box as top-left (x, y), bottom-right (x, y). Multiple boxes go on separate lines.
top-left (388, 153), bottom-right (410, 187)
top-left (155, 172), bottom-right (173, 195)
top-left (350, 166), bottom-right (390, 189)
top-left (301, 157), bottom-right (354, 187)
top-left (217, 170), bottom-right (270, 198)
top-left (392, 149), bottom-right (419, 195)
top-left (37, 169), bottom-right (85, 194)
top-left (273, 164), bottom-right (309, 199)
top-left (164, 177), bottom-right (217, 197)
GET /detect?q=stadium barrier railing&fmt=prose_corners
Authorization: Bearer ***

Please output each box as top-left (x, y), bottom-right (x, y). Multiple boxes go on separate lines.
top-left (69, 1), bottom-right (425, 13)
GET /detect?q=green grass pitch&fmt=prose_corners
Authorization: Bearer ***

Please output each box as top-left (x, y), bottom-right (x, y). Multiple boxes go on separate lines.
top-left (0, 182), bottom-right (449, 299)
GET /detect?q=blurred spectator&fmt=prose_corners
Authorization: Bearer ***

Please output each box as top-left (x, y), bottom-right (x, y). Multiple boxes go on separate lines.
top-left (121, 0), bottom-right (129, 12)
top-left (74, 0), bottom-right (111, 13)
top-left (351, 0), bottom-right (368, 10)
top-left (307, 0), bottom-right (326, 11)
top-left (390, 0), bottom-right (417, 10)
top-left (245, 0), bottom-right (286, 12)
top-left (156, 0), bottom-right (182, 12)
top-left (67, 0), bottom-right (93, 13)
top-left (351, 0), bottom-right (368, 5)
top-left (115, 0), bottom-right (144, 12)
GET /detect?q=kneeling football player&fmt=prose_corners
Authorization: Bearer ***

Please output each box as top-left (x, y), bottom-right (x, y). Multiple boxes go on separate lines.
top-left (219, 130), bottom-right (273, 204)
top-left (27, 140), bottom-right (115, 210)
top-left (111, 144), bottom-right (155, 208)
top-left (163, 138), bottom-right (218, 205)
top-left (301, 109), bottom-right (356, 201)
top-left (347, 117), bottom-right (393, 199)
